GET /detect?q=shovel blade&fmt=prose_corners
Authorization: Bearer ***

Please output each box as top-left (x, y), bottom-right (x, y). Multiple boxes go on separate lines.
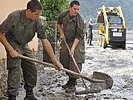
top-left (90, 71), bottom-right (113, 91)
top-left (76, 71), bottom-right (113, 94)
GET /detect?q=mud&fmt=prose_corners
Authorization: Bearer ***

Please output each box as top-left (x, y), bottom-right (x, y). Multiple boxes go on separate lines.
top-left (1, 40), bottom-right (133, 100)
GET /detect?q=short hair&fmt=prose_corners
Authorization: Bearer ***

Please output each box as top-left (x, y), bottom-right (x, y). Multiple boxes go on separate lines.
top-left (27, 0), bottom-right (42, 12)
top-left (70, 0), bottom-right (80, 7)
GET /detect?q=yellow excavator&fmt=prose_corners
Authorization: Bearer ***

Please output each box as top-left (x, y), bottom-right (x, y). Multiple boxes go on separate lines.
top-left (97, 5), bottom-right (126, 49)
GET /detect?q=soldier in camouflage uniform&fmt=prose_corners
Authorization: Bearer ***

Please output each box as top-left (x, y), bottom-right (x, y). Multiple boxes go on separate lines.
top-left (57, 0), bottom-right (85, 93)
top-left (0, 0), bottom-right (62, 100)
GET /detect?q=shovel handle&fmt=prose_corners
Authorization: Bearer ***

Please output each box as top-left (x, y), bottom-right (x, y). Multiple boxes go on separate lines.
top-left (18, 55), bottom-right (105, 83)
top-left (61, 67), bottom-right (105, 83)
top-left (63, 40), bottom-right (89, 90)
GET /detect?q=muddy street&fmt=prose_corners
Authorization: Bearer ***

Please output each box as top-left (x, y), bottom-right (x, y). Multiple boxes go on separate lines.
top-left (13, 36), bottom-right (133, 100)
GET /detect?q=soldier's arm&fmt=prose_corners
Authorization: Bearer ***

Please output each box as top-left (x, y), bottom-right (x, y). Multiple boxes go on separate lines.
top-left (89, 21), bottom-right (97, 26)
top-left (57, 24), bottom-right (65, 40)
top-left (41, 39), bottom-right (61, 70)
top-left (57, 12), bottom-right (66, 40)
top-left (0, 13), bottom-right (18, 57)
top-left (70, 15), bottom-right (84, 55)
top-left (0, 32), bottom-right (18, 57)
top-left (70, 38), bottom-right (79, 56)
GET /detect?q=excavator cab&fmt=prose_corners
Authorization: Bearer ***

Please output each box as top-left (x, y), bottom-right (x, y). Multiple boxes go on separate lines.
top-left (97, 5), bottom-right (126, 49)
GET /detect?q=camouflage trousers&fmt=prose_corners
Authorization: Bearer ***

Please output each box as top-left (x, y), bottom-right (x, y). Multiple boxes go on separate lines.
top-left (60, 41), bottom-right (85, 79)
top-left (6, 42), bottom-right (37, 96)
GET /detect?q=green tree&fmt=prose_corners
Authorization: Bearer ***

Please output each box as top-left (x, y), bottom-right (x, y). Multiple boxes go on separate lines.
top-left (40, 0), bottom-right (69, 63)
top-left (40, 0), bottom-right (69, 21)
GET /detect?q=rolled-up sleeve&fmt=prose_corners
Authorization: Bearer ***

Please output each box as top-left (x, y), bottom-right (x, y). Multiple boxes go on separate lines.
top-left (35, 19), bottom-right (46, 39)
top-left (57, 12), bottom-right (65, 25)
top-left (0, 14), bottom-right (15, 33)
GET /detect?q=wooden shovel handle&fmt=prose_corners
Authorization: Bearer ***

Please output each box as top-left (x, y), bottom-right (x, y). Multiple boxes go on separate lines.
top-left (18, 55), bottom-right (105, 83)
top-left (63, 40), bottom-right (89, 90)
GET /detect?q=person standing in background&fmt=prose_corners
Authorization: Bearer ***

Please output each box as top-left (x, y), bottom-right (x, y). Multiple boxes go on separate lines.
top-left (87, 18), bottom-right (96, 45)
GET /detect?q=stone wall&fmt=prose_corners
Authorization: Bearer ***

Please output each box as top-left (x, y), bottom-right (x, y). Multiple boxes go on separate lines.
top-left (0, 58), bottom-right (7, 97)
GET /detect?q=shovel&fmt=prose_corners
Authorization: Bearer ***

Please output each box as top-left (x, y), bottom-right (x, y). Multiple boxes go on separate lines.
top-left (18, 55), bottom-right (113, 93)
top-left (63, 40), bottom-right (113, 94)
top-left (75, 71), bottom-right (113, 94)
top-left (63, 40), bottom-right (90, 91)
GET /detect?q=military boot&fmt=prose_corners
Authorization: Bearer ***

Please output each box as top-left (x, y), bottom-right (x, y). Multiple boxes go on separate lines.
top-left (65, 78), bottom-right (77, 93)
top-left (8, 95), bottom-right (16, 100)
top-left (24, 89), bottom-right (37, 100)
top-left (62, 79), bottom-right (72, 89)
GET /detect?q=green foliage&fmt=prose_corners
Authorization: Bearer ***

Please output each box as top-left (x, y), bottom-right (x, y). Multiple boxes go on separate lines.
top-left (44, 23), bottom-right (54, 38)
top-left (40, 0), bottom-right (69, 21)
